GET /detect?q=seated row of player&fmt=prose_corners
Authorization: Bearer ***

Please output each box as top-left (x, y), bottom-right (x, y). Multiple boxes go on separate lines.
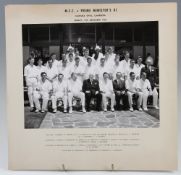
top-left (32, 71), bottom-right (159, 114)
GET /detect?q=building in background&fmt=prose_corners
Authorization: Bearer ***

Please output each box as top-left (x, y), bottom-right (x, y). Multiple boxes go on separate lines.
top-left (22, 21), bottom-right (158, 66)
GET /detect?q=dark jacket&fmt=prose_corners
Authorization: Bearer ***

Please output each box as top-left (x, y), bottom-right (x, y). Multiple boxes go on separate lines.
top-left (113, 79), bottom-right (126, 93)
top-left (82, 79), bottom-right (100, 94)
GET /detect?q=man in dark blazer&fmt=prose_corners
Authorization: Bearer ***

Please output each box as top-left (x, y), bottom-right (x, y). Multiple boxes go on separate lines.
top-left (113, 72), bottom-right (128, 110)
top-left (140, 56), bottom-right (159, 90)
top-left (82, 74), bottom-right (102, 111)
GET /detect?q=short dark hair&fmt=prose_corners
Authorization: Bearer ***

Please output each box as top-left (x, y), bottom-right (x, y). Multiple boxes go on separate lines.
top-left (84, 48), bottom-right (89, 52)
top-left (27, 57), bottom-right (34, 63)
top-left (30, 52), bottom-right (35, 58)
top-left (75, 56), bottom-right (80, 60)
top-left (62, 58), bottom-right (67, 63)
top-left (124, 50), bottom-right (130, 56)
top-left (47, 57), bottom-right (53, 61)
top-left (41, 72), bottom-right (47, 77)
top-left (37, 58), bottom-right (43, 62)
top-left (103, 72), bottom-right (108, 76)
top-left (69, 53), bottom-right (73, 57)
top-left (50, 53), bottom-right (56, 57)
top-left (129, 72), bottom-right (135, 77)
top-left (87, 57), bottom-right (92, 61)
top-left (58, 73), bottom-right (64, 77)
top-left (115, 55), bottom-right (120, 60)
top-left (141, 71), bottom-right (147, 77)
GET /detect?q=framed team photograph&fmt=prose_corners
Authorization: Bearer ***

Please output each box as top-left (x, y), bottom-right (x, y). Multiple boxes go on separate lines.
top-left (23, 21), bottom-right (160, 129)
top-left (6, 3), bottom-right (177, 171)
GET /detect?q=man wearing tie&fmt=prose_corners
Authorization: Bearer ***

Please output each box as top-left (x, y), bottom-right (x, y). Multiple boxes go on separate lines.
top-left (113, 72), bottom-right (128, 110)
top-left (82, 74), bottom-right (102, 112)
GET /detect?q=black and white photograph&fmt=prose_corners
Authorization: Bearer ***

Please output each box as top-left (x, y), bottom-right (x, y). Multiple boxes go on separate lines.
top-left (23, 21), bottom-right (159, 129)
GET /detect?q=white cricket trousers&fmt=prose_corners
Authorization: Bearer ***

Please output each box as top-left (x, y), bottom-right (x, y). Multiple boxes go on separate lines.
top-left (51, 92), bottom-right (68, 110)
top-left (102, 92), bottom-right (115, 110)
top-left (127, 91), bottom-right (143, 108)
top-left (33, 91), bottom-right (49, 111)
top-left (142, 88), bottom-right (158, 109)
top-left (26, 78), bottom-right (37, 108)
top-left (68, 91), bottom-right (85, 107)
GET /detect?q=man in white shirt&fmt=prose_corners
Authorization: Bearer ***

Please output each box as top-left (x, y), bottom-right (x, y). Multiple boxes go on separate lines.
top-left (92, 45), bottom-right (104, 63)
top-left (111, 55), bottom-right (123, 80)
top-left (70, 57), bottom-right (85, 82)
top-left (84, 57), bottom-right (96, 80)
top-left (51, 73), bottom-right (68, 113)
top-left (68, 73), bottom-right (86, 113)
top-left (58, 53), bottom-right (66, 67)
top-left (100, 72), bottom-right (115, 112)
top-left (120, 50), bottom-right (131, 77)
top-left (82, 48), bottom-right (90, 66)
top-left (125, 59), bottom-right (137, 79)
top-left (95, 57), bottom-right (109, 81)
top-left (58, 58), bottom-right (71, 81)
top-left (82, 48), bottom-right (96, 66)
top-left (106, 46), bottom-right (116, 67)
top-left (66, 45), bottom-right (75, 60)
top-left (125, 72), bottom-right (143, 112)
top-left (33, 72), bottom-right (52, 113)
top-left (24, 57), bottom-right (39, 111)
top-left (46, 58), bottom-right (58, 83)
top-left (82, 46), bottom-right (87, 54)
top-left (138, 72), bottom-right (158, 111)
top-left (135, 56), bottom-right (145, 79)
top-left (104, 52), bottom-right (109, 63)
top-left (45, 53), bottom-right (60, 68)
top-left (67, 53), bottom-right (75, 68)
top-left (74, 50), bottom-right (85, 67)
top-left (51, 53), bottom-right (60, 68)
top-left (36, 58), bottom-right (47, 82)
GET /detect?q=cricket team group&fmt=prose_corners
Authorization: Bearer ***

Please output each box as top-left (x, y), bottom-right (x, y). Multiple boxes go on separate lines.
top-left (24, 45), bottom-right (159, 114)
